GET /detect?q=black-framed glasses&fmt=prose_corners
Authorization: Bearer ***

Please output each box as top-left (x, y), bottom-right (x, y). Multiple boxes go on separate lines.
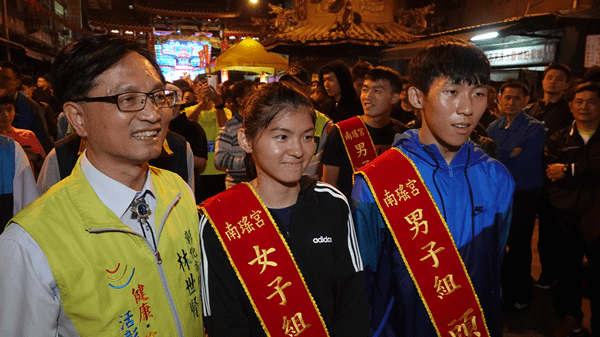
top-left (77, 89), bottom-right (176, 112)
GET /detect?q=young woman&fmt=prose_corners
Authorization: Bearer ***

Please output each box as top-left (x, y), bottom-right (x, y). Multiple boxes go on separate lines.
top-left (200, 82), bottom-right (368, 336)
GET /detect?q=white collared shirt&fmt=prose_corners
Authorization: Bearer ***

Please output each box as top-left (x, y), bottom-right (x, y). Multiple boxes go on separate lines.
top-left (80, 153), bottom-right (158, 248)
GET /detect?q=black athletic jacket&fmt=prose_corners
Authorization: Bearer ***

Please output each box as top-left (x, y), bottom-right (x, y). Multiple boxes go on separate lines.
top-left (200, 176), bottom-right (369, 336)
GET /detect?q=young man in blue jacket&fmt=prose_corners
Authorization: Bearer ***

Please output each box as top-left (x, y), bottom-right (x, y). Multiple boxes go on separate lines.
top-left (352, 36), bottom-right (514, 337)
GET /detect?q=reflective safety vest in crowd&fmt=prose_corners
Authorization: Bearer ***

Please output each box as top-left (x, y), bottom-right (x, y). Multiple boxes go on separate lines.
top-left (13, 159), bottom-right (203, 336)
top-left (185, 105), bottom-right (232, 176)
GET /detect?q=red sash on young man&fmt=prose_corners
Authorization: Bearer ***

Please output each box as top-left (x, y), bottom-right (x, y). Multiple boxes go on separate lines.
top-left (199, 183), bottom-right (329, 337)
top-left (356, 148), bottom-right (490, 337)
top-left (337, 116), bottom-right (377, 172)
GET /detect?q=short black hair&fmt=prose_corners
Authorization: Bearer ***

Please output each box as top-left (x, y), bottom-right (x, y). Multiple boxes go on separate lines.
top-left (364, 66), bottom-right (403, 93)
top-left (409, 36), bottom-right (490, 95)
top-left (351, 60), bottom-right (373, 80)
top-left (0, 90), bottom-right (15, 106)
top-left (583, 66), bottom-right (600, 83)
top-left (500, 79), bottom-right (529, 97)
top-left (50, 34), bottom-right (164, 107)
top-left (20, 75), bottom-right (36, 88)
top-left (221, 89), bottom-right (233, 103)
top-left (570, 81), bottom-right (600, 102)
top-left (230, 79), bottom-right (257, 107)
top-left (543, 63), bottom-right (571, 82)
top-left (0, 61), bottom-right (21, 79)
top-left (173, 79), bottom-right (192, 92)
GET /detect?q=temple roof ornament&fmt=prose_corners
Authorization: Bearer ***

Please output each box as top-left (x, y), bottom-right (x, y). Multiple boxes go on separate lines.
top-left (261, 0), bottom-right (434, 48)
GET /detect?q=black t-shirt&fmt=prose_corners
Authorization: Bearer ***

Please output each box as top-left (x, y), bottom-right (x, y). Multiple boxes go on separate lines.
top-left (322, 118), bottom-right (408, 200)
top-left (169, 113), bottom-right (208, 160)
top-left (320, 97), bottom-right (363, 124)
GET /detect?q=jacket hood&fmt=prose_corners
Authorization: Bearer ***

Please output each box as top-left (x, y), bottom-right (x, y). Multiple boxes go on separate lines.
top-left (318, 60), bottom-right (357, 103)
top-left (394, 129), bottom-right (489, 169)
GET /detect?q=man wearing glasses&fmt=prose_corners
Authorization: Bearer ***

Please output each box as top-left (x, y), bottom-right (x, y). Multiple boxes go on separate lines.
top-left (0, 35), bottom-right (204, 336)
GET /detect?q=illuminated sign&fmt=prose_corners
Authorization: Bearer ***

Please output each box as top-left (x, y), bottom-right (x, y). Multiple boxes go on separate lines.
top-left (484, 43), bottom-right (556, 67)
top-left (154, 31), bottom-right (213, 82)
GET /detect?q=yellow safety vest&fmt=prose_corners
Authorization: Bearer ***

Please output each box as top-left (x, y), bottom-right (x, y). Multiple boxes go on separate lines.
top-left (13, 159), bottom-right (203, 336)
top-left (184, 105), bottom-right (232, 176)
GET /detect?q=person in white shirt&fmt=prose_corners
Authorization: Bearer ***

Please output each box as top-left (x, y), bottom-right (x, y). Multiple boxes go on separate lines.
top-left (0, 134), bottom-right (38, 230)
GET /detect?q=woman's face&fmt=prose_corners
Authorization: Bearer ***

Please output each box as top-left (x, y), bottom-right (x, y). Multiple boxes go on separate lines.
top-left (247, 107), bottom-right (315, 187)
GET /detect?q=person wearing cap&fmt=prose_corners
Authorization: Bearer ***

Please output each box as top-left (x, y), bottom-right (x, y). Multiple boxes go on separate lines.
top-left (279, 66), bottom-right (333, 180)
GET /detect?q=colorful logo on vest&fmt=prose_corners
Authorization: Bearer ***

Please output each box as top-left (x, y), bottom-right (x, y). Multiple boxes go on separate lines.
top-left (106, 263), bottom-right (136, 289)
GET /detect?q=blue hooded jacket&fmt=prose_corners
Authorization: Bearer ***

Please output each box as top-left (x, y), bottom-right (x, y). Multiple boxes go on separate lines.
top-left (352, 129), bottom-right (514, 337)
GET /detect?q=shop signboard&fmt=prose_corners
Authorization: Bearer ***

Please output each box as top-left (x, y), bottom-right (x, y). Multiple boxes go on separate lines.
top-left (584, 35), bottom-right (600, 68)
top-left (484, 43), bottom-right (556, 67)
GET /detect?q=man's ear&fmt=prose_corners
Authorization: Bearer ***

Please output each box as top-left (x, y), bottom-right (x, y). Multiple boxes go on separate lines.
top-left (237, 127), bottom-right (253, 154)
top-left (391, 92), bottom-right (401, 105)
top-left (408, 86), bottom-right (425, 109)
top-left (63, 102), bottom-right (88, 138)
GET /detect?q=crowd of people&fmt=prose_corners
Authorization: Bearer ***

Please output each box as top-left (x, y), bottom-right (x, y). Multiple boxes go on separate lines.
top-left (0, 32), bottom-right (599, 337)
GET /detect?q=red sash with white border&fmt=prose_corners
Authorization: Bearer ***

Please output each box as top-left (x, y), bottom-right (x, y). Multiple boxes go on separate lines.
top-left (337, 116), bottom-right (377, 172)
top-left (356, 148), bottom-right (490, 337)
top-left (199, 182), bottom-right (329, 337)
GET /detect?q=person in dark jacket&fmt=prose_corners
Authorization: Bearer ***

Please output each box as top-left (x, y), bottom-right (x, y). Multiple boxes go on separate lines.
top-left (353, 36), bottom-right (514, 337)
top-left (487, 79), bottom-right (546, 311)
top-left (544, 82), bottom-right (600, 336)
top-left (200, 82), bottom-right (368, 336)
top-left (166, 83), bottom-right (208, 201)
top-left (526, 63), bottom-right (575, 289)
top-left (319, 60), bottom-right (363, 123)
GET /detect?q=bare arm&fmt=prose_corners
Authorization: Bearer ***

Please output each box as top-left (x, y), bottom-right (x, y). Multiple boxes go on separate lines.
top-left (194, 156), bottom-right (207, 174)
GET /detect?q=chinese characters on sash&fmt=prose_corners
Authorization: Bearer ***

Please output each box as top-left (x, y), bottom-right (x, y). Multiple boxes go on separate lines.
top-left (337, 116), bottom-right (377, 171)
top-left (200, 183), bottom-right (329, 337)
top-left (357, 148), bottom-right (490, 337)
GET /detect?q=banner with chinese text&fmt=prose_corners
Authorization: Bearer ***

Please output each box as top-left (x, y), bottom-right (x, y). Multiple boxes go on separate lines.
top-left (199, 183), bottom-right (329, 337)
top-left (337, 116), bottom-right (377, 172)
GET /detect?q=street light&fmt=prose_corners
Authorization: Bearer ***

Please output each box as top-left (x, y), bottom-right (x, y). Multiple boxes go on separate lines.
top-left (471, 31), bottom-right (499, 41)
top-left (249, 0), bottom-right (258, 4)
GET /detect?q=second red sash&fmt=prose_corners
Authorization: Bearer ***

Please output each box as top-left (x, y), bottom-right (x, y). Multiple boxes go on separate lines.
top-left (337, 116), bottom-right (377, 172)
top-left (199, 183), bottom-right (329, 337)
top-left (356, 148), bottom-right (490, 337)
